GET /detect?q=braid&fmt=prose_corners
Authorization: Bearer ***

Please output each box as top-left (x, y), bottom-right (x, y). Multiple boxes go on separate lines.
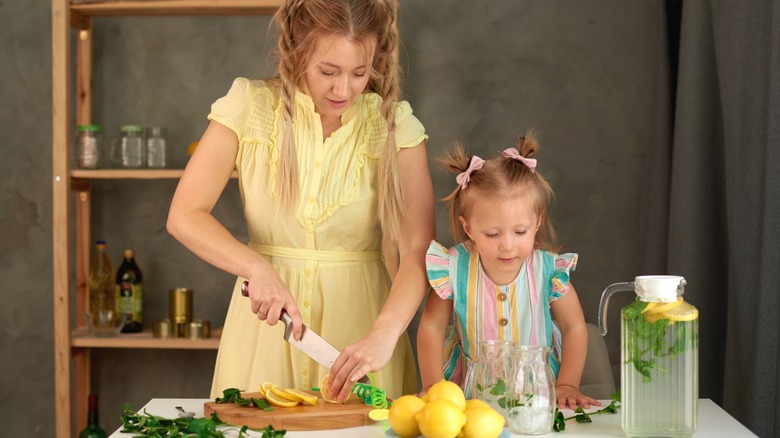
top-left (376, 0), bottom-right (403, 243)
top-left (273, 0), bottom-right (302, 213)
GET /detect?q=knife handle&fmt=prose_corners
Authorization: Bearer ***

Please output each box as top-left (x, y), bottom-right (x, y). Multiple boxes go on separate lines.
top-left (241, 280), bottom-right (293, 327)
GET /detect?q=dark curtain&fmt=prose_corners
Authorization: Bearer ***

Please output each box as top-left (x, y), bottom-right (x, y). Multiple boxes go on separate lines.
top-left (661, 1), bottom-right (780, 436)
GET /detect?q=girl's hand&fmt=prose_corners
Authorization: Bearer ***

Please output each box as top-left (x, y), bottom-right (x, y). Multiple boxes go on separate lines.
top-left (556, 385), bottom-right (601, 410)
top-left (327, 330), bottom-right (396, 402)
top-left (245, 269), bottom-right (303, 340)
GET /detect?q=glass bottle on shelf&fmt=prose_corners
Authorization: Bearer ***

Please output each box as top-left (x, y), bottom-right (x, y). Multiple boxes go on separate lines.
top-left (88, 240), bottom-right (117, 336)
top-left (76, 124), bottom-right (102, 169)
top-left (146, 126), bottom-right (167, 168)
top-left (115, 248), bottom-right (144, 333)
top-left (112, 125), bottom-right (145, 168)
top-left (78, 393), bottom-right (107, 438)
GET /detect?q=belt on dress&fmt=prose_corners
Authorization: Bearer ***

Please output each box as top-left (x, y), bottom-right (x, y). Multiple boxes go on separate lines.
top-left (249, 242), bottom-right (381, 261)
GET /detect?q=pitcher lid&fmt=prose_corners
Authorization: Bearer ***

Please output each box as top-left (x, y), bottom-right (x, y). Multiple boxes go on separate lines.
top-left (635, 275), bottom-right (686, 302)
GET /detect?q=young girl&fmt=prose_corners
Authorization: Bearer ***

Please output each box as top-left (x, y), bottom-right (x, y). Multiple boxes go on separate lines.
top-left (417, 131), bottom-right (598, 409)
top-left (167, 0), bottom-right (434, 402)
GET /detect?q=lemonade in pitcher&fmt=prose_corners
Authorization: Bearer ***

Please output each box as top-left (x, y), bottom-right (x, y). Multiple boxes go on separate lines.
top-left (600, 276), bottom-right (698, 437)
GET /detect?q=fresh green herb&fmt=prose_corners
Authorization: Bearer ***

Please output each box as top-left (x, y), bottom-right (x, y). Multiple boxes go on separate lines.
top-left (623, 301), bottom-right (696, 381)
top-left (489, 378), bottom-right (506, 396)
top-left (119, 404), bottom-right (284, 437)
top-left (215, 388), bottom-right (272, 411)
top-left (552, 391), bottom-right (621, 432)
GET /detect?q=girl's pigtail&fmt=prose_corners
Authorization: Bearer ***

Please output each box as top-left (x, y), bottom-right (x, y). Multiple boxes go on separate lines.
top-left (438, 143), bottom-right (473, 243)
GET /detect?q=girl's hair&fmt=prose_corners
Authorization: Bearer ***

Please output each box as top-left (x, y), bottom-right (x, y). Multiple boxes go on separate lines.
top-left (271, 0), bottom-right (404, 242)
top-left (439, 129), bottom-right (560, 252)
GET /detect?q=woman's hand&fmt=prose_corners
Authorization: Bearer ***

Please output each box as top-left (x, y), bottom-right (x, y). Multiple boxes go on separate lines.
top-left (245, 268), bottom-right (304, 340)
top-left (556, 384), bottom-right (601, 410)
top-left (326, 329), bottom-right (396, 402)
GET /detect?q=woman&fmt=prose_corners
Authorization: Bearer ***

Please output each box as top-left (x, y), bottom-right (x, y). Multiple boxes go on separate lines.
top-left (167, 0), bottom-right (434, 402)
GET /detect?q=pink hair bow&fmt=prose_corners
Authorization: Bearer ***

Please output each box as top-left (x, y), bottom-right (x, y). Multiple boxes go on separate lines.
top-left (456, 155), bottom-right (485, 189)
top-left (501, 148), bottom-right (537, 173)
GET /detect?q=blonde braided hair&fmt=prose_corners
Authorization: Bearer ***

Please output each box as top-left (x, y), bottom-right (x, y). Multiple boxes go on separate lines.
top-left (271, 0), bottom-right (404, 242)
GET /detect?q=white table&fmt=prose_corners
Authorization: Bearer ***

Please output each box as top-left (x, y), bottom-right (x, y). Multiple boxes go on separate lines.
top-left (109, 398), bottom-right (757, 437)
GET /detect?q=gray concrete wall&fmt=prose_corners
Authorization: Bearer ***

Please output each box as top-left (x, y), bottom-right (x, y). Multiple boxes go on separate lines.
top-left (1, 1), bottom-right (668, 435)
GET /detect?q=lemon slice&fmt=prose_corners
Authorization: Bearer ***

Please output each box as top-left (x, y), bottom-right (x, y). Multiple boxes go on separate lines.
top-left (257, 381), bottom-right (274, 397)
top-left (663, 302), bottom-right (699, 322)
top-left (284, 388), bottom-right (319, 406)
top-left (265, 389), bottom-right (300, 408)
top-left (320, 374), bottom-right (350, 404)
top-left (369, 408), bottom-right (389, 421)
top-left (642, 299), bottom-right (683, 315)
top-left (270, 385), bottom-right (303, 402)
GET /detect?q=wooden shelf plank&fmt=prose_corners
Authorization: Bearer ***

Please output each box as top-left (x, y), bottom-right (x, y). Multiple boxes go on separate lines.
top-left (70, 0), bottom-right (283, 16)
top-left (71, 327), bottom-right (220, 349)
top-left (70, 169), bottom-right (237, 179)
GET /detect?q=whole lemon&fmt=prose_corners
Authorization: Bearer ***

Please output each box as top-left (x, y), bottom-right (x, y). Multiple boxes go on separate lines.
top-left (388, 395), bottom-right (426, 438)
top-left (464, 399), bottom-right (492, 411)
top-left (415, 399), bottom-right (467, 438)
top-left (424, 379), bottom-right (466, 411)
top-left (460, 407), bottom-right (505, 438)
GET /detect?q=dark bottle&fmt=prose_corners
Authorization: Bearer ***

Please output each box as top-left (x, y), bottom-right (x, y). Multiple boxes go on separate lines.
top-left (115, 248), bottom-right (144, 333)
top-left (78, 393), bottom-right (107, 438)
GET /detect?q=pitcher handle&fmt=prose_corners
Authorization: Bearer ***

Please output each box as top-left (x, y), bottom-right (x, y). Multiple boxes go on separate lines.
top-left (598, 281), bottom-right (634, 336)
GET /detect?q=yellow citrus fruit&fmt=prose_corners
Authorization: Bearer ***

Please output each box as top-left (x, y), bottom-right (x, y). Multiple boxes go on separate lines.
top-left (319, 374), bottom-right (350, 404)
top-left (187, 141), bottom-right (198, 156)
top-left (270, 385), bottom-right (303, 402)
top-left (424, 379), bottom-right (467, 411)
top-left (369, 408), bottom-right (390, 421)
top-left (284, 388), bottom-right (319, 406)
top-left (264, 389), bottom-right (300, 408)
top-left (460, 407), bottom-right (505, 438)
top-left (388, 395), bottom-right (426, 438)
top-left (464, 398), bottom-right (492, 411)
top-left (645, 301), bottom-right (698, 323)
top-left (415, 399), bottom-right (467, 438)
top-left (642, 299), bottom-right (682, 315)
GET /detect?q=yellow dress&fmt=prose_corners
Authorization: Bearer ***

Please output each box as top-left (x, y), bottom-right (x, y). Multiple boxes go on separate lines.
top-left (207, 78), bottom-right (427, 398)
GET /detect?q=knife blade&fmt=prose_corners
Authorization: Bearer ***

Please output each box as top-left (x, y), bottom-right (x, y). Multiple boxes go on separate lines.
top-left (241, 281), bottom-right (370, 384)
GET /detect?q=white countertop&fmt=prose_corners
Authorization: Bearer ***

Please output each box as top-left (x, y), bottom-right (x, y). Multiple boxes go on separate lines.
top-left (109, 398), bottom-right (756, 437)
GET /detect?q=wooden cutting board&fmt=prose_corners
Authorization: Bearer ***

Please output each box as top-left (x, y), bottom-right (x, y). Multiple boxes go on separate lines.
top-left (203, 391), bottom-right (377, 430)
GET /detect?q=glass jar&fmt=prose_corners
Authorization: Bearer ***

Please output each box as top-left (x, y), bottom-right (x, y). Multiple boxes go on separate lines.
top-left (76, 124), bottom-right (102, 169)
top-left (506, 345), bottom-right (556, 435)
top-left (146, 126), bottom-right (167, 168)
top-left (469, 340), bottom-right (516, 417)
top-left (112, 125), bottom-right (145, 168)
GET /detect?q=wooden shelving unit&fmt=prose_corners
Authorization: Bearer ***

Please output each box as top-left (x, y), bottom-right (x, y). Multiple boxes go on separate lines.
top-left (51, 1), bottom-right (281, 436)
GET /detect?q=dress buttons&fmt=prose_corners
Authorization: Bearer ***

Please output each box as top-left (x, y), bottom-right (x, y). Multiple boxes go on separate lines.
top-left (497, 293), bottom-right (507, 301)
top-left (302, 367), bottom-right (309, 376)
top-left (303, 300), bottom-right (311, 308)
top-left (499, 318), bottom-right (509, 327)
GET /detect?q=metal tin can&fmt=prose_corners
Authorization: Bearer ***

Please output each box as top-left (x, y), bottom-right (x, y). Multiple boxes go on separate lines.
top-left (168, 288), bottom-right (193, 326)
top-left (184, 320), bottom-right (211, 340)
top-left (152, 319), bottom-right (175, 339)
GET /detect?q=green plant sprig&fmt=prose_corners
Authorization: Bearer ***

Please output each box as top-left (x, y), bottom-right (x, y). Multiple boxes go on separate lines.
top-left (119, 388), bottom-right (284, 437)
top-left (552, 391), bottom-right (621, 432)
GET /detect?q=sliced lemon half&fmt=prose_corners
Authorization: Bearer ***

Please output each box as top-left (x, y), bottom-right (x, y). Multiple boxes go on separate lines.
top-left (369, 408), bottom-right (389, 421)
top-left (265, 389), bottom-right (300, 408)
top-left (320, 374), bottom-right (350, 404)
top-left (284, 388), bottom-right (319, 406)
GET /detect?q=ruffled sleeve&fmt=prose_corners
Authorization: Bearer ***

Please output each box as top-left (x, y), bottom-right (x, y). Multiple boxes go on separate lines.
top-left (549, 252), bottom-right (578, 301)
top-left (208, 77), bottom-right (253, 139)
top-left (393, 101), bottom-right (428, 150)
top-left (426, 240), bottom-right (454, 300)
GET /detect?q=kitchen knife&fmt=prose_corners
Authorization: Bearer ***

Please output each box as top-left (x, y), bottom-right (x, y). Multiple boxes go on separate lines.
top-left (241, 281), bottom-right (370, 384)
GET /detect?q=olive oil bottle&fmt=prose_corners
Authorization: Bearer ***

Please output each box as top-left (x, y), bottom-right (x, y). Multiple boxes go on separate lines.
top-left (115, 248), bottom-right (143, 333)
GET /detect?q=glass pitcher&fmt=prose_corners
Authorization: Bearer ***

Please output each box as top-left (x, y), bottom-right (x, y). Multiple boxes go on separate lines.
top-left (505, 345), bottom-right (556, 435)
top-left (469, 340), bottom-right (515, 417)
top-left (599, 275), bottom-right (698, 437)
